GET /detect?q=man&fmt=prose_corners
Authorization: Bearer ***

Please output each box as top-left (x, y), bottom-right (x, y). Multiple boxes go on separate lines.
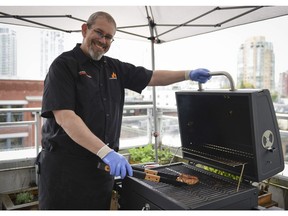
top-left (37, 11), bottom-right (211, 210)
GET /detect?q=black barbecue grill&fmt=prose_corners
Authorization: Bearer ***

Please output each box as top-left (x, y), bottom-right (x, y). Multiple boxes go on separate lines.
top-left (119, 72), bottom-right (284, 210)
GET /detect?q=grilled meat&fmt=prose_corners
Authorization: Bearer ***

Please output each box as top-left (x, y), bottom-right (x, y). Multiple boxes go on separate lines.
top-left (176, 173), bottom-right (199, 185)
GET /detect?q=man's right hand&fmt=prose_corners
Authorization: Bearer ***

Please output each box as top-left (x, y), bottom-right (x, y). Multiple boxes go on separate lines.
top-left (102, 151), bottom-right (133, 179)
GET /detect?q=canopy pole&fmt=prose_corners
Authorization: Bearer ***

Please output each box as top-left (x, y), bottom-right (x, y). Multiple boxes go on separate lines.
top-left (146, 6), bottom-right (159, 163)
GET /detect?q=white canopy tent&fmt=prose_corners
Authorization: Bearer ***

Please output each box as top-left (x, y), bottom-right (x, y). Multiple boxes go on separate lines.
top-left (1, 6), bottom-right (288, 42)
top-left (1, 5), bottom-right (288, 160)
top-left (2, 6), bottom-right (288, 72)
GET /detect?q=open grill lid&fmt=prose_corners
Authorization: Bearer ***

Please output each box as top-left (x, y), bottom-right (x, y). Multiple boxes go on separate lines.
top-left (175, 72), bottom-right (284, 182)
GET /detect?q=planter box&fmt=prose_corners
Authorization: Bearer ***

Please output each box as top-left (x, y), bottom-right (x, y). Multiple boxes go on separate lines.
top-left (1, 187), bottom-right (38, 210)
top-left (258, 192), bottom-right (278, 208)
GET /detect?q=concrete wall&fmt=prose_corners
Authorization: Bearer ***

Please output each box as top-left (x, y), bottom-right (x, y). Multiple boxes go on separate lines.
top-left (0, 158), bottom-right (36, 193)
top-left (269, 175), bottom-right (288, 209)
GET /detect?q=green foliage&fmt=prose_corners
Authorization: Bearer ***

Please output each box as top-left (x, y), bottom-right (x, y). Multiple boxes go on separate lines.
top-left (270, 91), bottom-right (278, 102)
top-left (15, 191), bottom-right (34, 205)
top-left (238, 80), bottom-right (255, 89)
top-left (157, 147), bottom-right (173, 164)
top-left (128, 144), bottom-right (173, 164)
top-left (129, 144), bottom-right (154, 163)
top-left (196, 164), bottom-right (240, 181)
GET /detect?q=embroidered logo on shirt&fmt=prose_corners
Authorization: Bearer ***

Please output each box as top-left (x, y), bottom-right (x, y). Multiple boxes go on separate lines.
top-left (109, 72), bottom-right (117, 80)
top-left (79, 71), bottom-right (92, 78)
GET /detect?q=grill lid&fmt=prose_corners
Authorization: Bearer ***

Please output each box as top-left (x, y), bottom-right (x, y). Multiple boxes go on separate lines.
top-left (175, 72), bottom-right (284, 182)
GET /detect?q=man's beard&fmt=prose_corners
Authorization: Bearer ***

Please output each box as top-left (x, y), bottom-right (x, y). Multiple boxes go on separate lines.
top-left (87, 40), bottom-right (107, 61)
top-left (88, 46), bottom-right (104, 61)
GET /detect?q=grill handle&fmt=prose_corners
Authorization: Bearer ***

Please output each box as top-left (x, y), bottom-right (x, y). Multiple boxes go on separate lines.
top-left (198, 71), bottom-right (236, 91)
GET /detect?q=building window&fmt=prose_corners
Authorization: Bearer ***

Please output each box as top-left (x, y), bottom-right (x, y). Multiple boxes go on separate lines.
top-left (0, 137), bottom-right (23, 150)
top-left (0, 105), bottom-right (23, 122)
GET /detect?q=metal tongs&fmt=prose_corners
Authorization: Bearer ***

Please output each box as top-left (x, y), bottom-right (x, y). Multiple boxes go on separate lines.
top-left (132, 166), bottom-right (187, 186)
top-left (97, 162), bottom-right (188, 186)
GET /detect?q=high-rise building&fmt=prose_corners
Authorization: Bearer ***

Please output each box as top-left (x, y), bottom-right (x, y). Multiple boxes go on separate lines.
top-left (279, 71), bottom-right (288, 98)
top-left (0, 28), bottom-right (17, 77)
top-left (40, 31), bottom-right (64, 77)
top-left (237, 36), bottom-right (275, 90)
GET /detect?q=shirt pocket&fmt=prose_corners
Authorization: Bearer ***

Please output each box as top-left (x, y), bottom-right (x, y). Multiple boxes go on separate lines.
top-left (76, 74), bottom-right (101, 104)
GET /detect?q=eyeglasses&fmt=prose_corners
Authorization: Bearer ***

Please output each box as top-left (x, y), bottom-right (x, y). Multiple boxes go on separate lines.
top-left (93, 29), bottom-right (114, 43)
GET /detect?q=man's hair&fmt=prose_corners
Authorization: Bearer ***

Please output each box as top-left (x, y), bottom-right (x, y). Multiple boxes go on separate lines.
top-left (86, 11), bottom-right (117, 29)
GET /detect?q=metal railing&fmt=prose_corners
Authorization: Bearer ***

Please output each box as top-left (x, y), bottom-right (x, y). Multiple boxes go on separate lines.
top-left (0, 105), bottom-right (177, 161)
top-left (0, 107), bottom-right (42, 159)
top-left (0, 106), bottom-right (288, 163)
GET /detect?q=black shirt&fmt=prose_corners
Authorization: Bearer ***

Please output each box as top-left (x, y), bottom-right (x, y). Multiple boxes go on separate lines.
top-left (41, 44), bottom-right (153, 157)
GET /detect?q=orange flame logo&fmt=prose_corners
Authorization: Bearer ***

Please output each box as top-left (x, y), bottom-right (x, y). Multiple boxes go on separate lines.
top-left (111, 72), bottom-right (117, 79)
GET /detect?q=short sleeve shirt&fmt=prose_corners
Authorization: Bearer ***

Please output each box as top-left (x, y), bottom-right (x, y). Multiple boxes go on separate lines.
top-left (41, 44), bottom-right (153, 156)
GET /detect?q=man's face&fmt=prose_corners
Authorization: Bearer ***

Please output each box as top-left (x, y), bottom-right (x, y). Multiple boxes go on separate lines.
top-left (81, 17), bottom-right (116, 60)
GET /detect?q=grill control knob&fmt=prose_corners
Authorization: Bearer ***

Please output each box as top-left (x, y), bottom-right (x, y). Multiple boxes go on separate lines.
top-left (142, 203), bottom-right (151, 210)
top-left (262, 130), bottom-right (274, 151)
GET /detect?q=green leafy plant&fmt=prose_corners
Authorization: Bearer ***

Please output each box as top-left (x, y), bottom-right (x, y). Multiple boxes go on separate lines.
top-left (128, 144), bottom-right (173, 164)
top-left (196, 164), bottom-right (240, 181)
top-left (15, 191), bottom-right (34, 205)
top-left (158, 147), bottom-right (173, 164)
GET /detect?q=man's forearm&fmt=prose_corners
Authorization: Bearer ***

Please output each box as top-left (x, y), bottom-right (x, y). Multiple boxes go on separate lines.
top-left (148, 70), bottom-right (186, 86)
top-left (53, 109), bottom-right (106, 155)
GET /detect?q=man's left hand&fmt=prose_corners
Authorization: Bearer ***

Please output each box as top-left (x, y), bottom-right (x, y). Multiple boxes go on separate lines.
top-left (189, 68), bottom-right (211, 83)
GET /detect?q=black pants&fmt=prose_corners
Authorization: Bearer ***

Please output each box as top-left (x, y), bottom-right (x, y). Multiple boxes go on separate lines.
top-left (36, 150), bottom-right (114, 210)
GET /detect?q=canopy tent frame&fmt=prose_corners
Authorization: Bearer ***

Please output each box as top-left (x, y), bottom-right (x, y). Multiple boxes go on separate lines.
top-left (0, 6), bottom-right (271, 39)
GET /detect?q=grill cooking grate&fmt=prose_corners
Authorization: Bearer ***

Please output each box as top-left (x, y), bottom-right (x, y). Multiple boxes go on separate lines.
top-left (180, 145), bottom-right (253, 167)
top-left (176, 144), bottom-right (254, 190)
top-left (138, 163), bottom-right (255, 209)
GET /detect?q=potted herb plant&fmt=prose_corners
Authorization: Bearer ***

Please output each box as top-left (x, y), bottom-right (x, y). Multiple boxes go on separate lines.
top-left (128, 144), bottom-right (173, 165)
top-left (1, 186), bottom-right (38, 210)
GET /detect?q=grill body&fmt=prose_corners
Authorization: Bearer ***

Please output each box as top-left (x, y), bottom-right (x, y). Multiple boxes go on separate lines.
top-left (120, 88), bottom-right (284, 210)
top-left (120, 163), bottom-right (258, 210)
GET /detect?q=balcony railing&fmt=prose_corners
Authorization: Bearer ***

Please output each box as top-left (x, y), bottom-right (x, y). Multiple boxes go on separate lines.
top-left (0, 105), bottom-right (179, 160)
top-left (0, 106), bottom-right (287, 167)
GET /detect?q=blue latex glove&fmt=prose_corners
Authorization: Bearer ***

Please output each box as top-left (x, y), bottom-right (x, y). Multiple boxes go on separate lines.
top-left (189, 68), bottom-right (211, 83)
top-left (102, 151), bottom-right (133, 179)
